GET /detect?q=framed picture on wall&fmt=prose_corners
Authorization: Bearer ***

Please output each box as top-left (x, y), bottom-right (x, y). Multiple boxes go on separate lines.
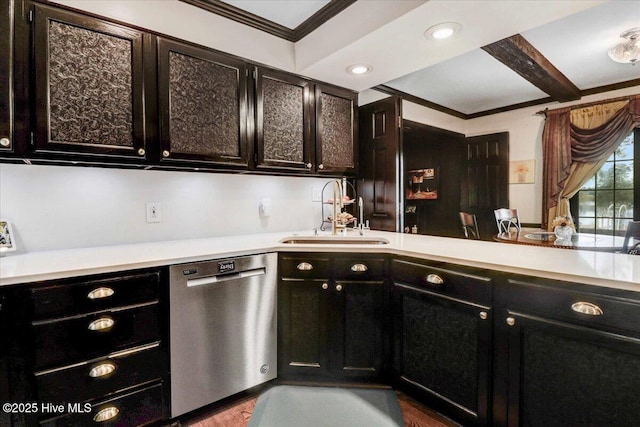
top-left (406, 168), bottom-right (439, 200)
top-left (0, 219), bottom-right (16, 253)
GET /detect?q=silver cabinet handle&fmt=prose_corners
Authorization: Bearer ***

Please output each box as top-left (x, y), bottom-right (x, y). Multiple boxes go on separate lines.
top-left (87, 287), bottom-right (114, 300)
top-left (322, 283), bottom-right (328, 290)
top-left (89, 361), bottom-right (116, 378)
top-left (350, 263), bottom-right (368, 272)
top-left (426, 274), bottom-right (444, 285)
top-left (88, 316), bottom-right (115, 332)
top-left (93, 406), bottom-right (119, 422)
top-left (162, 150), bottom-right (170, 157)
top-left (306, 163), bottom-right (312, 169)
top-left (335, 284), bottom-right (343, 292)
top-left (479, 311), bottom-right (488, 320)
top-left (0, 138), bottom-right (10, 147)
top-left (318, 164), bottom-right (324, 170)
top-left (571, 302), bottom-right (603, 316)
top-left (297, 262), bottom-right (313, 271)
top-left (506, 317), bottom-right (515, 326)
top-left (137, 148), bottom-right (145, 156)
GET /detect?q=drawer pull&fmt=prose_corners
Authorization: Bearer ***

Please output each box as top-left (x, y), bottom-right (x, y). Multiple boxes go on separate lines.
top-left (88, 316), bottom-right (115, 332)
top-left (479, 311), bottom-right (488, 320)
top-left (322, 283), bottom-right (328, 290)
top-left (350, 263), bottom-right (368, 272)
top-left (297, 262), bottom-right (313, 271)
top-left (89, 361), bottom-right (116, 378)
top-left (426, 274), bottom-right (444, 285)
top-left (336, 284), bottom-right (343, 292)
top-left (93, 406), bottom-right (119, 422)
top-left (506, 317), bottom-right (515, 326)
top-left (571, 302), bottom-right (603, 316)
top-left (87, 287), bottom-right (115, 300)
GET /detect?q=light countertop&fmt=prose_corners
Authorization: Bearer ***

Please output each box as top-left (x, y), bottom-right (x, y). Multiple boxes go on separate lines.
top-left (1, 230), bottom-right (639, 291)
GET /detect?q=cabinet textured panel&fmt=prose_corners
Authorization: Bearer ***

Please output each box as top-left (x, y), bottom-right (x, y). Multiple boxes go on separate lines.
top-left (343, 285), bottom-right (379, 368)
top-left (522, 329), bottom-right (640, 427)
top-left (402, 296), bottom-right (478, 410)
top-left (263, 77), bottom-right (304, 162)
top-left (319, 93), bottom-right (353, 167)
top-left (290, 286), bottom-right (321, 364)
top-left (169, 51), bottom-right (239, 157)
top-left (48, 21), bottom-right (133, 147)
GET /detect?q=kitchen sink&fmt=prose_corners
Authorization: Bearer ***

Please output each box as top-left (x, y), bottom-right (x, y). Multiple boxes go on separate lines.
top-left (279, 236), bottom-right (390, 245)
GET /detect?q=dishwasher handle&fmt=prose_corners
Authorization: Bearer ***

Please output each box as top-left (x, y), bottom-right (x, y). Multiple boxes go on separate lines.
top-left (186, 267), bottom-right (266, 287)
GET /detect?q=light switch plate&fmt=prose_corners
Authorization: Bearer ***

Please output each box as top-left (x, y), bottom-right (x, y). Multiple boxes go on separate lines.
top-left (146, 201), bottom-right (162, 223)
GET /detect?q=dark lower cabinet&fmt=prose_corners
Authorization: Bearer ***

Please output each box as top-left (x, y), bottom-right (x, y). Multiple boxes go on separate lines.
top-left (3, 268), bottom-right (169, 427)
top-left (393, 282), bottom-right (492, 426)
top-left (494, 276), bottom-right (640, 427)
top-left (278, 253), bottom-right (387, 382)
top-left (502, 312), bottom-right (640, 427)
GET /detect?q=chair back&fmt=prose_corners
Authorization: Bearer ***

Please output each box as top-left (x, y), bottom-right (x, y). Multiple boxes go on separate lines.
top-left (622, 221), bottom-right (640, 254)
top-left (459, 211), bottom-right (480, 240)
top-left (494, 208), bottom-right (521, 233)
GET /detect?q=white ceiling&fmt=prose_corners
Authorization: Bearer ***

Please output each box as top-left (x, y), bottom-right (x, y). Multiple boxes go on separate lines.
top-left (215, 0), bottom-right (640, 117)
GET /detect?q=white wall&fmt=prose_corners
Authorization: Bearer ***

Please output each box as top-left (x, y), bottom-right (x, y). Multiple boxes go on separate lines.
top-left (0, 164), bottom-right (326, 252)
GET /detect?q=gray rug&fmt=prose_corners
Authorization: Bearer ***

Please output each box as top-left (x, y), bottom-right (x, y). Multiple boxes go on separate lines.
top-left (247, 385), bottom-right (404, 427)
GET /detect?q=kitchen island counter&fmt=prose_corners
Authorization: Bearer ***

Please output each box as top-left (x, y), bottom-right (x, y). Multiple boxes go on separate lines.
top-left (1, 231), bottom-right (638, 291)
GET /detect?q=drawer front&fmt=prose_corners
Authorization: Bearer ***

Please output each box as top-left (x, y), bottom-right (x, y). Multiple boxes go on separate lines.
top-left (30, 271), bottom-right (160, 319)
top-left (35, 343), bottom-right (164, 404)
top-left (280, 254), bottom-right (331, 279)
top-left (506, 278), bottom-right (640, 335)
top-left (33, 303), bottom-right (160, 369)
top-left (392, 259), bottom-right (492, 305)
top-left (39, 382), bottom-right (165, 427)
top-left (334, 257), bottom-right (385, 280)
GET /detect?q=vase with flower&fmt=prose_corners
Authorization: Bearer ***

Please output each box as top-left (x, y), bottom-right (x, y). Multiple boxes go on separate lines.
top-left (552, 215), bottom-right (576, 240)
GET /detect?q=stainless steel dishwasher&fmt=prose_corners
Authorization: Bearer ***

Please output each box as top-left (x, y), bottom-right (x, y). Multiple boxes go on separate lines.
top-left (169, 253), bottom-right (277, 417)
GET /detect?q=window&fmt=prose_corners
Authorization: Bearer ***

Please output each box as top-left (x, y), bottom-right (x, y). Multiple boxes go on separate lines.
top-left (571, 129), bottom-right (638, 236)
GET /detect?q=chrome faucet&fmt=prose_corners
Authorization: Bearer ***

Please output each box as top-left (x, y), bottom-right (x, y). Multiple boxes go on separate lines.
top-left (332, 179), bottom-right (344, 236)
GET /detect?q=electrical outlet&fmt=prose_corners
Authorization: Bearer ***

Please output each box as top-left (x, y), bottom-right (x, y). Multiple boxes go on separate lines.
top-left (146, 202), bottom-right (162, 223)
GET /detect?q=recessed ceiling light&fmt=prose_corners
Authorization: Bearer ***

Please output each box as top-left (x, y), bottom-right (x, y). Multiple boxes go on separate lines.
top-left (425, 22), bottom-right (462, 40)
top-left (346, 64), bottom-right (373, 75)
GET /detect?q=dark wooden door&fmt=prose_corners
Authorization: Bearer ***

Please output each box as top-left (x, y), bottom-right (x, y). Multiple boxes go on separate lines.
top-left (358, 97), bottom-right (402, 231)
top-left (32, 4), bottom-right (149, 161)
top-left (461, 132), bottom-right (509, 240)
top-left (315, 84), bottom-right (358, 176)
top-left (0, 0), bottom-right (13, 154)
top-left (157, 38), bottom-right (249, 168)
top-left (503, 312), bottom-right (640, 427)
top-left (333, 280), bottom-right (385, 381)
top-left (393, 283), bottom-right (491, 426)
top-left (254, 67), bottom-right (313, 172)
top-left (277, 279), bottom-right (330, 380)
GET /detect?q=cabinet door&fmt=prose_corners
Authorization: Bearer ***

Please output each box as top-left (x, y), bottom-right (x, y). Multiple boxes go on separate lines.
top-left (255, 67), bottom-right (313, 172)
top-left (158, 38), bottom-right (249, 168)
top-left (0, 0), bottom-right (13, 154)
top-left (315, 84), bottom-right (358, 175)
top-left (32, 4), bottom-right (148, 161)
top-left (333, 280), bottom-right (386, 380)
top-left (278, 279), bottom-right (330, 380)
top-left (394, 283), bottom-right (491, 426)
top-left (502, 312), bottom-right (640, 427)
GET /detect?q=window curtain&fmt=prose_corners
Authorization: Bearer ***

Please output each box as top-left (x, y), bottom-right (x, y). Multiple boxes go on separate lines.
top-left (542, 95), bottom-right (640, 230)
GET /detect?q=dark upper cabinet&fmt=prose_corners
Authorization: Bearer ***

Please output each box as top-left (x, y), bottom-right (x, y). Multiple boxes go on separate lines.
top-left (0, 0), bottom-right (14, 154)
top-left (254, 67), bottom-right (314, 172)
top-left (315, 84), bottom-right (358, 176)
top-left (31, 3), bottom-right (150, 162)
top-left (157, 38), bottom-right (249, 168)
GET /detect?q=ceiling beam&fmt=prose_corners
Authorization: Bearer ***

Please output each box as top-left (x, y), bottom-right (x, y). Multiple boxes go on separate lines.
top-left (481, 34), bottom-right (581, 102)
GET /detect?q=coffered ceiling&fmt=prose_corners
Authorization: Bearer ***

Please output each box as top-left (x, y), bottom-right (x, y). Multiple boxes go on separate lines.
top-left (184, 0), bottom-right (640, 118)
